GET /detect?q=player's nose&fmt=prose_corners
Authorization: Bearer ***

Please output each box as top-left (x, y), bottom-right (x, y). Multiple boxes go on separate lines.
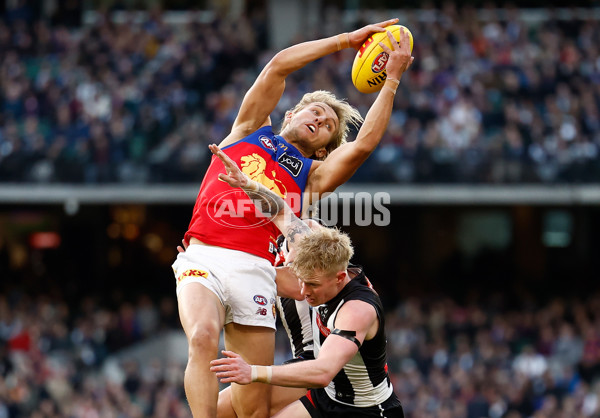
top-left (300, 283), bottom-right (308, 296)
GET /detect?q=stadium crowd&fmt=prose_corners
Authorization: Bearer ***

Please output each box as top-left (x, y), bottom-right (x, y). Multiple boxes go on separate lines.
top-left (2, 284), bottom-right (600, 417)
top-left (0, 4), bottom-right (599, 184)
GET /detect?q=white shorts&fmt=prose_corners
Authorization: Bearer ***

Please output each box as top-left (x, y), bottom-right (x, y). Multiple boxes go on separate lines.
top-left (172, 244), bottom-right (277, 329)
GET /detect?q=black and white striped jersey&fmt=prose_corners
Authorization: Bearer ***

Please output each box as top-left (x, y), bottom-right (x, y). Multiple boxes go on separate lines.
top-left (275, 236), bottom-right (314, 359)
top-left (275, 263), bottom-right (369, 360)
top-left (276, 296), bottom-right (313, 358)
top-left (312, 266), bottom-right (394, 408)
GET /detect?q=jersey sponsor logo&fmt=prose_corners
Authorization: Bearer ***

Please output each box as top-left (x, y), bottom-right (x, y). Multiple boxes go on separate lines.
top-left (177, 269), bottom-right (208, 282)
top-left (371, 52), bottom-right (389, 73)
top-left (256, 307), bottom-right (268, 316)
top-left (254, 295), bottom-right (268, 305)
top-left (316, 313), bottom-right (331, 337)
top-left (241, 153), bottom-right (287, 197)
top-left (278, 153), bottom-right (303, 177)
top-left (259, 135), bottom-right (276, 152)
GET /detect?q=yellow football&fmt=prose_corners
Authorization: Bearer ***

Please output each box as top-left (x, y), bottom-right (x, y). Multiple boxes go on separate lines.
top-left (351, 25), bottom-right (414, 94)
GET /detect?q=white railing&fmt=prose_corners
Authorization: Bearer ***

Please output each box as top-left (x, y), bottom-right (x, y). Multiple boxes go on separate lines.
top-left (1, 184), bottom-right (599, 205)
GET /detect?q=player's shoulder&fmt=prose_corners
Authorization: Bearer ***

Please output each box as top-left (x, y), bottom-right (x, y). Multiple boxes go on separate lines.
top-left (219, 124), bottom-right (274, 149)
top-left (342, 278), bottom-right (383, 313)
top-left (337, 299), bottom-right (378, 326)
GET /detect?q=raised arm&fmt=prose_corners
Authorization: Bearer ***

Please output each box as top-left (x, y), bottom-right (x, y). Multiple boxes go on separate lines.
top-left (209, 300), bottom-right (378, 388)
top-left (218, 18), bottom-right (400, 148)
top-left (305, 29), bottom-right (414, 199)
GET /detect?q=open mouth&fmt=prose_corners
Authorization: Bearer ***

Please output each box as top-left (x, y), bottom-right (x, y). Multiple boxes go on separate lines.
top-left (307, 124), bottom-right (316, 134)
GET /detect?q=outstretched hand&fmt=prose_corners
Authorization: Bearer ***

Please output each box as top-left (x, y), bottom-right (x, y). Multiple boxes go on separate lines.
top-left (348, 18), bottom-right (399, 49)
top-left (378, 28), bottom-right (414, 80)
top-left (209, 350), bottom-right (253, 385)
top-left (208, 143), bottom-right (250, 189)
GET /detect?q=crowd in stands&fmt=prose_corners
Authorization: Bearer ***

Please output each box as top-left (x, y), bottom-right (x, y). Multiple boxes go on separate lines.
top-left (2, 283), bottom-right (600, 417)
top-left (0, 289), bottom-right (189, 418)
top-left (386, 294), bottom-right (600, 417)
top-left (0, 4), bottom-right (599, 184)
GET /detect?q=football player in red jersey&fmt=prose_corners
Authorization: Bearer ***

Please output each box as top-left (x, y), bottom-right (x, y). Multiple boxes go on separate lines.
top-left (173, 21), bottom-right (413, 418)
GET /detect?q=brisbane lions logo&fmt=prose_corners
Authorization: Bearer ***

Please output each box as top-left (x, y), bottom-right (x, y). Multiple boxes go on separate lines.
top-left (240, 154), bottom-right (287, 198)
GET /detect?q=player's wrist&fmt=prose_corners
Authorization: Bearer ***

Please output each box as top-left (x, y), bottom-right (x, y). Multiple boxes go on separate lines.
top-left (336, 33), bottom-right (350, 51)
top-left (382, 77), bottom-right (400, 95)
top-left (242, 179), bottom-right (260, 192)
top-left (250, 365), bottom-right (272, 383)
top-left (385, 77), bottom-right (401, 87)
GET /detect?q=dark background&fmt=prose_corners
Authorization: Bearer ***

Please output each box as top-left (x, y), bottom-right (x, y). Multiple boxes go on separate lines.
top-left (2, 202), bottom-right (597, 312)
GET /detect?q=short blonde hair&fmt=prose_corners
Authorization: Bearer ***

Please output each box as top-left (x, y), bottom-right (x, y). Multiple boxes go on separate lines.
top-left (281, 91), bottom-right (364, 160)
top-left (291, 227), bottom-right (354, 279)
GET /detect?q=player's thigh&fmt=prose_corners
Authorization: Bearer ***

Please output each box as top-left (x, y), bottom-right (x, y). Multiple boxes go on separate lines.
top-left (224, 323), bottom-right (275, 412)
top-left (178, 283), bottom-right (225, 346)
top-left (270, 387), bottom-right (308, 415)
top-left (218, 381), bottom-right (305, 417)
top-left (217, 386), bottom-right (237, 418)
top-left (224, 322), bottom-right (275, 362)
top-left (272, 400), bottom-right (312, 418)
top-left (173, 247), bottom-right (227, 343)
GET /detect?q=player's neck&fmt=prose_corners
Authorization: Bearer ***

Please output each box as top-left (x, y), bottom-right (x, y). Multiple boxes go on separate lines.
top-left (281, 134), bottom-right (314, 158)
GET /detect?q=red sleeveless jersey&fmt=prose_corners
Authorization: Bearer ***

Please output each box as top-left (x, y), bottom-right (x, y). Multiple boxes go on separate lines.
top-left (185, 126), bottom-right (314, 264)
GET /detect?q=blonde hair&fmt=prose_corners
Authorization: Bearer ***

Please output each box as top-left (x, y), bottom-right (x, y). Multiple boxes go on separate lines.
top-left (291, 227), bottom-right (354, 279)
top-left (281, 91), bottom-right (364, 160)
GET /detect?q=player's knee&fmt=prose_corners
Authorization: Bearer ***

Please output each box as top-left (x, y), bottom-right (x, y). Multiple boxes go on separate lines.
top-left (233, 401), bottom-right (269, 418)
top-left (232, 386), bottom-right (270, 418)
top-left (187, 324), bottom-right (220, 356)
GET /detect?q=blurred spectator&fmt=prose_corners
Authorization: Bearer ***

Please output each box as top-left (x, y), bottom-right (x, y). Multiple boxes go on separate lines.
top-left (1, 6), bottom-right (599, 184)
top-left (0, 289), bottom-right (189, 417)
top-left (2, 282), bottom-right (600, 416)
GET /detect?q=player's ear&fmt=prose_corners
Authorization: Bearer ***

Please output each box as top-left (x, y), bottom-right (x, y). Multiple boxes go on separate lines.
top-left (285, 110), bottom-right (294, 120)
top-left (314, 147), bottom-right (327, 159)
top-left (336, 271), bottom-right (346, 283)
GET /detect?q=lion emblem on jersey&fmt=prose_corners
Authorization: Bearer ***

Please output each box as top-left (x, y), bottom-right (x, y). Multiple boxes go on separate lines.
top-left (241, 153), bottom-right (287, 198)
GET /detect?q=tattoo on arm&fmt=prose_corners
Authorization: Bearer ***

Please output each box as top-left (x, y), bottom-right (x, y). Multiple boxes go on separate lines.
top-left (285, 218), bottom-right (311, 244)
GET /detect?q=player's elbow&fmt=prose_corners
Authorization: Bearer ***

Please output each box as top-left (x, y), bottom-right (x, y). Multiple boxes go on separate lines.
top-left (310, 374), bottom-right (332, 388)
top-left (309, 368), bottom-right (336, 388)
top-left (265, 52), bottom-right (292, 77)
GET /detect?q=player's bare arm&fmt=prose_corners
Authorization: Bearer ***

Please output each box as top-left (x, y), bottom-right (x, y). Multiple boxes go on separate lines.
top-left (305, 29), bottom-right (415, 199)
top-left (209, 300), bottom-right (377, 387)
top-left (273, 266), bottom-right (303, 300)
top-left (209, 143), bottom-right (311, 245)
top-left (219, 18), bottom-right (400, 148)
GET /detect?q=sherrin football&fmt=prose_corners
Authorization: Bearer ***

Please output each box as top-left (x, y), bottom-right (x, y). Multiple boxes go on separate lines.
top-left (351, 25), bottom-right (414, 94)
